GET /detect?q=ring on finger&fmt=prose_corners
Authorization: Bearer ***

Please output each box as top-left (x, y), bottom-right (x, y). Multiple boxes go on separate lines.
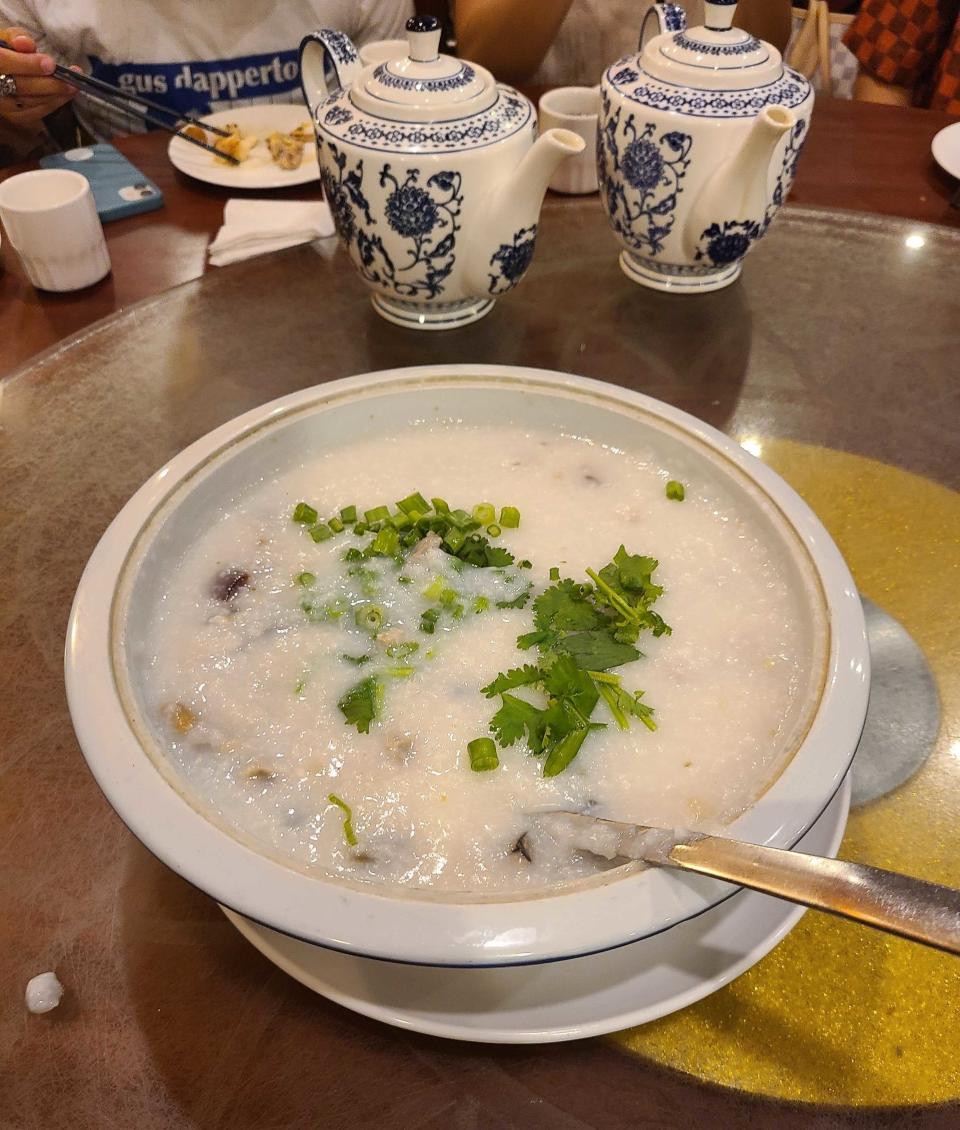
top-left (0, 73), bottom-right (18, 97)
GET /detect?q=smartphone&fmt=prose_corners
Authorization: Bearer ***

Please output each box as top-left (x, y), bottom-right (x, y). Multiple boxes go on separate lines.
top-left (39, 143), bottom-right (164, 222)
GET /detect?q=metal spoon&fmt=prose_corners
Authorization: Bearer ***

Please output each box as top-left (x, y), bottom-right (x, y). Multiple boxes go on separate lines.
top-left (545, 811), bottom-right (960, 955)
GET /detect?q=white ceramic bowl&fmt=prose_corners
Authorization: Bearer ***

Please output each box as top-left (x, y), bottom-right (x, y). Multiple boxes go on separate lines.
top-left (65, 365), bottom-right (869, 967)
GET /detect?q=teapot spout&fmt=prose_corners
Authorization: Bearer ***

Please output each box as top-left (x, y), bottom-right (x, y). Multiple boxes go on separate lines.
top-left (465, 128), bottom-right (584, 292)
top-left (299, 30), bottom-right (362, 117)
top-left (683, 106), bottom-right (796, 258)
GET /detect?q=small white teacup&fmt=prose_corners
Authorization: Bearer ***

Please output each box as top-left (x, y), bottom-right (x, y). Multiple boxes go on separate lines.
top-left (0, 169), bottom-right (111, 292)
top-left (358, 39), bottom-right (409, 66)
top-left (538, 86), bottom-right (600, 195)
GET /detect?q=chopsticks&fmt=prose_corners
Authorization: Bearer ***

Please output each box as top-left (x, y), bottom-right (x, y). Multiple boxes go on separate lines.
top-left (0, 38), bottom-right (239, 164)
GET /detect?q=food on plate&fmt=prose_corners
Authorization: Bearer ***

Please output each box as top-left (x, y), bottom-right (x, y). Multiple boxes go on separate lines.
top-left (179, 123), bottom-right (207, 145)
top-left (265, 122), bottom-right (313, 170)
top-left (213, 122), bottom-right (258, 165)
top-left (139, 426), bottom-right (814, 893)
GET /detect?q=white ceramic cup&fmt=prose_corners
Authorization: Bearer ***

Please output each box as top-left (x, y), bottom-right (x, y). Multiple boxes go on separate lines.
top-left (0, 169), bottom-right (111, 291)
top-left (358, 39), bottom-right (408, 65)
top-left (538, 86), bottom-right (600, 195)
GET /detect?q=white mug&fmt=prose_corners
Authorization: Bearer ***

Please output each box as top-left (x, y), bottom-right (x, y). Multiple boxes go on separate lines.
top-left (0, 169), bottom-right (111, 291)
top-left (538, 86), bottom-right (600, 195)
top-left (537, 86), bottom-right (596, 196)
top-left (358, 39), bottom-right (408, 65)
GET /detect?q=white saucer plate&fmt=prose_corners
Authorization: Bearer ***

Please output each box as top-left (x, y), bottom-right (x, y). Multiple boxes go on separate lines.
top-left (931, 120), bottom-right (960, 181)
top-left (167, 105), bottom-right (320, 189)
top-left (224, 775), bottom-right (850, 1044)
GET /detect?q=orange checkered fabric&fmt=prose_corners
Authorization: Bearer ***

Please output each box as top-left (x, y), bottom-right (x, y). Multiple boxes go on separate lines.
top-left (844, 0), bottom-right (960, 113)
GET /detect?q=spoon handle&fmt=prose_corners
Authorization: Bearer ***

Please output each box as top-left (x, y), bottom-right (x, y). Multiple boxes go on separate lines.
top-left (667, 836), bottom-right (960, 955)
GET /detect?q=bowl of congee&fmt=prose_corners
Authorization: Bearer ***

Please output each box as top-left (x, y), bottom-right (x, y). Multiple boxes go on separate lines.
top-left (65, 365), bottom-right (869, 967)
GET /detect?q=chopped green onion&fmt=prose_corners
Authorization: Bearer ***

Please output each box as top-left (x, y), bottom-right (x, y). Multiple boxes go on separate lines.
top-left (340, 505), bottom-right (357, 524)
top-left (293, 671), bottom-right (309, 696)
top-left (431, 497), bottom-right (450, 514)
top-left (420, 608), bottom-right (440, 634)
top-left (354, 521), bottom-right (368, 536)
top-left (295, 571), bottom-right (315, 586)
top-left (474, 595), bottom-right (490, 613)
top-left (364, 505), bottom-right (391, 525)
top-left (439, 587), bottom-right (459, 607)
top-left (327, 793), bottom-right (358, 846)
top-left (401, 530), bottom-right (420, 548)
top-left (386, 640), bottom-right (419, 660)
top-left (397, 492), bottom-right (430, 516)
top-left (468, 737), bottom-right (499, 772)
top-left (443, 528), bottom-right (465, 552)
top-left (422, 577), bottom-right (445, 601)
top-left (666, 480), bottom-right (685, 501)
top-left (389, 511), bottom-right (413, 530)
top-left (328, 516), bottom-right (345, 533)
top-left (518, 559), bottom-right (533, 570)
top-left (549, 566), bottom-right (560, 581)
top-left (543, 727), bottom-right (589, 778)
top-left (292, 502), bottom-right (318, 525)
top-left (343, 547), bottom-right (364, 562)
top-left (486, 523), bottom-right (502, 538)
top-left (308, 522), bottom-right (333, 542)
top-left (472, 502), bottom-right (496, 526)
top-left (370, 526), bottom-right (400, 557)
top-left (355, 604), bottom-right (385, 633)
top-left (499, 506), bottom-right (520, 528)
top-left (448, 509), bottom-right (474, 530)
top-left (387, 665), bottom-right (416, 678)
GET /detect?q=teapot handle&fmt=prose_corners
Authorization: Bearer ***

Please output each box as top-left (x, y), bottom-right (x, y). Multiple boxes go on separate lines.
top-left (299, 30), bottom-right (361, 117)
top-left (639, 3), bottom-right (687, 51)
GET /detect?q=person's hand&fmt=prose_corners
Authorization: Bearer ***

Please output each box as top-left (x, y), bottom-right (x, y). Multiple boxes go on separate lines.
top-left (0, 28), bottom-right (77, 129)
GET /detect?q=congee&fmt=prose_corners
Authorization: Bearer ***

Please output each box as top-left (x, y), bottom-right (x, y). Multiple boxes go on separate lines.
top-left (138, 425), bottom-right (816, 893)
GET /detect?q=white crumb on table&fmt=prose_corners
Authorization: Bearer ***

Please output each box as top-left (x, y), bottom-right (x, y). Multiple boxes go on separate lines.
top-left (25, 971), bottom-right (64, 1014)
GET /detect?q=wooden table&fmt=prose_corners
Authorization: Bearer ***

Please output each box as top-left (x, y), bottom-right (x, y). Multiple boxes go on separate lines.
top-left (2, 94), bottom-right (960, 1130)
top-left (1, 96), bottom-right (958, 379)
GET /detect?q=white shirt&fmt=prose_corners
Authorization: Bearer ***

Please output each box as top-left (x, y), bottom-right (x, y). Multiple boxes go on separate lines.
top-left (531, 0), bottom-right (706, 86)
top-left (0, 0), bottom-right (412, 136)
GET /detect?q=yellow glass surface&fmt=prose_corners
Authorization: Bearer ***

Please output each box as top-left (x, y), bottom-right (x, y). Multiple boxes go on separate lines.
top-left (613, 439), bottom-right (960, 1106)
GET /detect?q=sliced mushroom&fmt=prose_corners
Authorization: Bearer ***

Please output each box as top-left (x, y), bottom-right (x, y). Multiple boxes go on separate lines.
top-left (244, 766), bottom-right (276, 782)
top-left (211, 567), bottom-right (250, 601)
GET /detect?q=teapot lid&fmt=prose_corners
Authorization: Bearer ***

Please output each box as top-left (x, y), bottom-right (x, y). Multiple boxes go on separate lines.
top-left (352, 15), bottom-right (497, 123)
top-left (641, 1), bottom-right (782, 90)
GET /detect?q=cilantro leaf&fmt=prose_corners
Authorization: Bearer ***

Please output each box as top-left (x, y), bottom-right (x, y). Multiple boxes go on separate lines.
top-left (543, 654), bottom-right (599, 719)
top-left (534, 579), bottom-right (607, 632)
top-left (490, 693), bottom-right (545, 748)
top-left (481, 665), bottom-right (543, 698)
top-left (495, 587), bottom-right (532, 610)
top-left (517, 628), bottom-right (554, 651)
top-left (556, 631), bottom-right (641, 671)
top-left (483, 545), bottom-right (515, 568)
top-left (337, 676), bottom-right (382, 734)
top-left (613, 546), bottom-right (659, 593)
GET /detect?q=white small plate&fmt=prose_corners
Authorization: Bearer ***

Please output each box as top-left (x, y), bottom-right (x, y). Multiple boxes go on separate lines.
top-left (931, 121), bottom-right (960, 181)
top-left (224, 775), bottom-right (850, 1044)
top-left (167, 105), bottom-right (320, 189)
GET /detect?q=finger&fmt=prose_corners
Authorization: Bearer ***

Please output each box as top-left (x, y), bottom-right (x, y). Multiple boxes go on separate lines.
top-left (1, 27), bottom-right (37, 51)
top-left (3, 76), bottom-right (76, 97)
top-left (0, 48), bottom-right (56, 76)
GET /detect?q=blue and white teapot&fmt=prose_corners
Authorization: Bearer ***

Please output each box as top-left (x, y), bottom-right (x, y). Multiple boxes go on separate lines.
top-left (300, 16), bottom-right (583, 329)
top-left (598, 1), bottom-right (813, 293)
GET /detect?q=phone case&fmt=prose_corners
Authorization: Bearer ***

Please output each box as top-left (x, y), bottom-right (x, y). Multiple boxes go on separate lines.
top-left (39, 144), bottom-right (164, 222)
